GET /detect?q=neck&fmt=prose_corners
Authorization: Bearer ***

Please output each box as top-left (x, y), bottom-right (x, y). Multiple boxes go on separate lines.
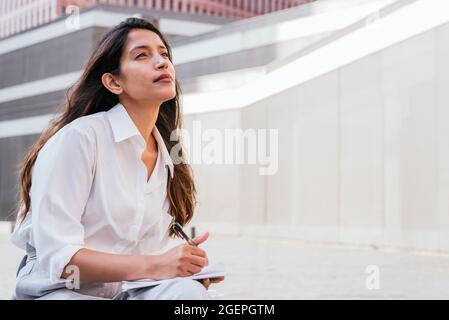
top-left (120, 97), bottom-right (160, 150)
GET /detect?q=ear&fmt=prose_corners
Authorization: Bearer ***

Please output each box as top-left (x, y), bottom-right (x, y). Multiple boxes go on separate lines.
top-left (101, 73), bottom-right (123, 95)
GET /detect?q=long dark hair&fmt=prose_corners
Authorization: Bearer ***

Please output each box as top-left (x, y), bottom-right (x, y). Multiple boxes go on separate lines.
top-left (17, 18), bottom-right (196, 236)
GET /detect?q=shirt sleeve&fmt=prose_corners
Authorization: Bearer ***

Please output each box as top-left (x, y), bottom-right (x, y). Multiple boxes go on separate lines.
top-left (30, 124), bottom-right (96, 283)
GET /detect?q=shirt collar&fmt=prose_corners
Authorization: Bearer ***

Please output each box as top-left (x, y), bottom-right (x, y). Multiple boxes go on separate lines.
top-left (106, 102), bottom-right (174, 178)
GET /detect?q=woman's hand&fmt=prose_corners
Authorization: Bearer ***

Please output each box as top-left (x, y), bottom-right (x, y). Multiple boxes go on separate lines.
top-left (191, 233), bottom-right (225, 290)
top-left (198, 276), bottom-right (225, 290)
top-left (143, 232), bottom-right (210, 280)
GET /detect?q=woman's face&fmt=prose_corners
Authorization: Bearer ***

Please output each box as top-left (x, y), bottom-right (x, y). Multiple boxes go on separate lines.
top-left (116, 29), bottom-right (176, 104)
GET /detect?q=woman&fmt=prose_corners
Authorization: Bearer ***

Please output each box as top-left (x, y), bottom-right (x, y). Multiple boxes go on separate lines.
top-left (11, 17), bottom-right (224, 300)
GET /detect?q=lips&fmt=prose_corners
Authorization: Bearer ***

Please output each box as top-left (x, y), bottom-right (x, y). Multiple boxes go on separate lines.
top-left (154, 74), bottom-right (172, 82)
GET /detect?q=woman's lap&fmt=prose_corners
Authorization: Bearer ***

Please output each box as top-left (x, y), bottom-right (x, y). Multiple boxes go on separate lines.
top-left (31, 279), bottom-right (209, 300)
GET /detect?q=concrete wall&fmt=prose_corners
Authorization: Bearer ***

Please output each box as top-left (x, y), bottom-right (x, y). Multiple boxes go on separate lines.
top-left (1, 0), bottom-right (447, 255)
top-left (186, 20), bottom-right (449, 253)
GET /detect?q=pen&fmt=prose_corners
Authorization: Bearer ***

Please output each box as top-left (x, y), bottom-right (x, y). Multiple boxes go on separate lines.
top-left (171, 222), bottom-right (197, 247)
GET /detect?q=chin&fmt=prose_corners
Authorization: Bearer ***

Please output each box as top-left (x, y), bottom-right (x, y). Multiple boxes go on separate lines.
top-left (164, 90), bottom-right (176, 100)
top-left (160, 93), bottom-right (176, 103)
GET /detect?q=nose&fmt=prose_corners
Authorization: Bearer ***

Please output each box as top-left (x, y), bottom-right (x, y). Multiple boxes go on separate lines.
top-left (156, 57), bottom-right (168, 69)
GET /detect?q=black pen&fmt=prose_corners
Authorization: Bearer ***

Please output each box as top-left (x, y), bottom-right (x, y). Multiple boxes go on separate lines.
top-left (171, 222), bottom-right (197, 246)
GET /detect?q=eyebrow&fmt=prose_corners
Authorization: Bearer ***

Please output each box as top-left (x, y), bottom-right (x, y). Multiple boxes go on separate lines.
top-left (129, 45), bottom-right (167, 53)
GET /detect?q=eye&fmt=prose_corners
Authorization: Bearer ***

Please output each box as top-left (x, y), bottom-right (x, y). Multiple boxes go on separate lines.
top-left (136, 53), bottom-right (147, 59)
top-left (162, 52), bottom-right (169, 57)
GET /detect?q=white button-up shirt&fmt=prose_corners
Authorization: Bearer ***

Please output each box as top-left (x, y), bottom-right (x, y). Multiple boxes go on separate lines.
top-left (11, 103), bottom-right (176, 282)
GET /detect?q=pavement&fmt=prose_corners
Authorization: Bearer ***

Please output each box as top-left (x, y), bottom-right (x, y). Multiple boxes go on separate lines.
top-left (2, 232), bottom-right (449, 299)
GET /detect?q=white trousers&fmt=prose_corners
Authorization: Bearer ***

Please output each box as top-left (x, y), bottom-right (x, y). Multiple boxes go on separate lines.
top-left (37, 279), bottom-right (211, 300)
top-left (15, 256), bottom-right (218, 300)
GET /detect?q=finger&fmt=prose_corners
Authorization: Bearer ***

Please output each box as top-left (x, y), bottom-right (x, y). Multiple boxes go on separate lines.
top-left (189, 255), bottom-right (208, 268)
top-left (180, 269), bottom-right (194, 277)
top-left (210, 276), bottom-right (225, 283)
top-left (202, 279), bottom-right (211, 289)
top-left (193, 232), bottom-right (209, 246)
top-left (190, 246), bottom-right (207, 258)
top-left (187, 264), bottom-right (202, 275)
top-left (196, 279), bottom-right (210, 289)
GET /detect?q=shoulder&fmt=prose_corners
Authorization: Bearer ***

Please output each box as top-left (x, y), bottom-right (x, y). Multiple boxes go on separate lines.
top-left (42, 112), bottom-right (108, 155)
top-left (54, 111), bottom-right (109, 143)
top-left (68, 111), bottom-right (107, 138)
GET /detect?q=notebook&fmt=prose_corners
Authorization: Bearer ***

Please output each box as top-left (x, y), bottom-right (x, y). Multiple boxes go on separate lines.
top-left (121, 262), bottom-right (225, 291)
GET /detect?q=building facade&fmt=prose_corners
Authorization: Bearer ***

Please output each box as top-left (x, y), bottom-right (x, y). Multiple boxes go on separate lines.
top-left (0, 0), bottom-right (315, 38)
